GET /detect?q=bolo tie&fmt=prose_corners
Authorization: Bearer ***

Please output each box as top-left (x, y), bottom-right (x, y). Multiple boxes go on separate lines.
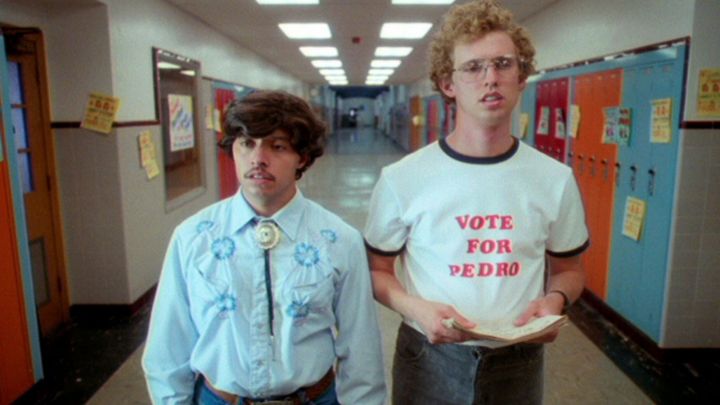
top-left (254, 219), bottom-right (281, 355)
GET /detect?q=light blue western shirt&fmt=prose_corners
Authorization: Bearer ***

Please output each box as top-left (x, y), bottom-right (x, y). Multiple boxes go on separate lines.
top-left (142, 189), bottom-right (386, 404)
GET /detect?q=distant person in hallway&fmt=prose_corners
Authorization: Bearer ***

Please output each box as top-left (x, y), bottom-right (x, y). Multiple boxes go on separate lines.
top-left (364, 1), bottom-right (589, 404)
top-left (143, 90), bottom-right (386, 405)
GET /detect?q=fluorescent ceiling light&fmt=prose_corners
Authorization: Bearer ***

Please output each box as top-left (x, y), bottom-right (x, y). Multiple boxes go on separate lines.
top-left (300, 47), bottom-right (338, 57)
top-left (329, 80), bottom-right (348, 85)
top-left (375, 47), bottom-right (413, 57)
top-left (319, 69), bottom-right (345, 75)
top-left (392, 0), bottom-right (455, 4)
top-left (257, 0), bottom-right (319, 4)
top-left (324, 75), bottom-right (347, 81)
top-left (366, 80), bottom-right (386, 85)
top-left (371, 59), bottom-right (401, 68)
top-left (380, 23), bottom-right (432, 39)
top-left (279, 23), bottom-right (331, 39)
top-left (157, 61), bottom-right (181, 69)
top-left (366, 75), bottom-right (389, 81)
top-left (180, 70), bottom-right (196, 77)
top-left (368, 69), bottom-right (394, 75)
top-left (312, 59), bottom-right (342, 68)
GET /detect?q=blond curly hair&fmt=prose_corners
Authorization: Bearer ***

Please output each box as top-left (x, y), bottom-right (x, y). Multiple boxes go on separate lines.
top-left (428, 0), bottom-right (536, 104)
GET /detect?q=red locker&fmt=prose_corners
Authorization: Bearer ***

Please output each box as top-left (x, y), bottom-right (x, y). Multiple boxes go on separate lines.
top-left (215, 88), bottom-right (237, 199)
top-left (535, 78), bottom-right (569, 162)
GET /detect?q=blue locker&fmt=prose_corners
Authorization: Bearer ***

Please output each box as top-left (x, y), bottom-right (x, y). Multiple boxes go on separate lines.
top-left (607, 45), bottom-right (686, 341)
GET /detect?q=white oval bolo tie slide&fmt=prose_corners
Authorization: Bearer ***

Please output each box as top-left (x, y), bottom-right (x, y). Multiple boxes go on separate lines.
top-left (255, 220), bottom-right (280, 250)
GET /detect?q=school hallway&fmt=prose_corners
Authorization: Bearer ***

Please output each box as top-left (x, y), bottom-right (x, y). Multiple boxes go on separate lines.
top-left (13, 128), bottom-right (716, 405)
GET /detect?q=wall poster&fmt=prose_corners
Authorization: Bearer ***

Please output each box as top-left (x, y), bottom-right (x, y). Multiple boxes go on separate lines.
top-left (168, 94), bottom-right (195, 152)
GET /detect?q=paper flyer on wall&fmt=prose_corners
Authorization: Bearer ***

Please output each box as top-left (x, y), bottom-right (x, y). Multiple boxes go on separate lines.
top-left (81, 93), bottom-right (121, 134)
top-left (137, 130), bottom-right (159, 180)
top-left (568, 105), bottom-right (580, 138)
top-left (697, 68), bottom-right (720, 117)
top-left (650, 98), bottom-right (672, 143)
top-left (622, 196), bottom-right (646, 241)
top-left (168, 94), bottom-right (195, 151)
top-left (537, 106), bottom-right (550, 135)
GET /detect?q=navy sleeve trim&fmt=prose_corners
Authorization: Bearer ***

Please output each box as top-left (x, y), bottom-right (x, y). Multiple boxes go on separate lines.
top-left (546, 239), bottom-right (590, 258)
top-left (364, 240), bottom-right (404, 257)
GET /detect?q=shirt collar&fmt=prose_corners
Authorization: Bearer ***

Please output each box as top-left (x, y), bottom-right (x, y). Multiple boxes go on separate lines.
top-left (231, 188), bottom-right (306, 242)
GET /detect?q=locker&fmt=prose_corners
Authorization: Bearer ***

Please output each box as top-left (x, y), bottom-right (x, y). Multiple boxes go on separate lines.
top-left (535, 78), bottom-right (569, 162)
top-left (607, 46), bottom-right (686, 342)
top-left (572, 70), bottom-right (622, 299)
top-left (518, 81), bottom-right (537, 143)
top-left (426, 96), bottom-right (442, 143)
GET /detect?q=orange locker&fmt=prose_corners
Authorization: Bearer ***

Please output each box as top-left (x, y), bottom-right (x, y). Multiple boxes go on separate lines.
top-left (572, 70), bottom-right (622, 299)
top-left (409, 96), bottom-right (425, 151)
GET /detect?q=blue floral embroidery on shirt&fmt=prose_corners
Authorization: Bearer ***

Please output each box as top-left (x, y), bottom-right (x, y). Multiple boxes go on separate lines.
top-left (216, 292), bottom-right (237, 318)
top-left (196, 220), bottom-right (214, 233)
top-left (294, 243), bottom-right (320, 268)
top-left (212, 237), bottom-right (235, 260)
top-left (287, 296), bottom-right (310, 319)
top-left (320, 229), bottom-right (337, 243)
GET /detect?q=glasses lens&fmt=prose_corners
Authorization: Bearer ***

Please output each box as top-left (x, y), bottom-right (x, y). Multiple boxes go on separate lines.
top-left (456, 56), bottom-right (519, 83)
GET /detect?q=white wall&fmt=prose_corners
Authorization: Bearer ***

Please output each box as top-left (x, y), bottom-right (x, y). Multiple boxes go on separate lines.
top-left (684, 0), bottom-right (720, 121)
top-left (524, 0), bottom-right (693, 71)
top-left (0, 0), bottom-right (113, 121)
top-left (104, 0), bottom-right (307, 122)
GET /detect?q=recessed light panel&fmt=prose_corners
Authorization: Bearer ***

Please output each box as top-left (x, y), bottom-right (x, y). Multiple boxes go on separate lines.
top-left (371, 59), bottom-right (401, 68)
top-left (311, 59), bottom-right (343, 68)
top-left (375, 47), bottom-right (413, 57)
top-left (368, 69), bottom-right (394, 75)
top-left (279, 23), bottom-right (331, 39)
top-left (380, 23), bottom-right (432, 39)
top-left (319, 69), bottom-right (345, 75)
top-left (300, 47), bottom-right (338, 57)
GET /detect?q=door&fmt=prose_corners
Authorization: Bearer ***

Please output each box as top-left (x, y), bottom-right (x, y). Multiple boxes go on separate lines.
top-left (6, 29), bottom-right (68, 336)
top-left (1, 41), bottom-right (36, 403)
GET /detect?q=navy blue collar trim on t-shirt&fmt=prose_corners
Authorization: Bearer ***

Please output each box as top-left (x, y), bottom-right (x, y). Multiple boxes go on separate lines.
top-left (439, 136), bottom-right (519, 164)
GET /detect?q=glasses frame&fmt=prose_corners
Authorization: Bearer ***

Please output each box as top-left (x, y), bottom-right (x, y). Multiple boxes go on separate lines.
top-left (452, 54), bottom-right (524, 83)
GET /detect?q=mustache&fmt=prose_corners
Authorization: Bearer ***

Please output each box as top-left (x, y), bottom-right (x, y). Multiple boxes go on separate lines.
top-left (244, 169), bottom-right (275, 180)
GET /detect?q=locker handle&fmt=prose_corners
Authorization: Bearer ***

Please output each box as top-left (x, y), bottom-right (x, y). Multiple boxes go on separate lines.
top-left (577, 154), bottom-right (584, 175)
top-left (630, 165), bottom-right (637, 191)
top-left (601, 159), bottom-right (609, 180)
top-left (648, 168), bottom-right (656, 196)
top-left (614, 162), bottom-right (621, 187)
top-left (567, 152), bottom-right (574, 167)
top-left (589, 156), bottom-right (596, 177)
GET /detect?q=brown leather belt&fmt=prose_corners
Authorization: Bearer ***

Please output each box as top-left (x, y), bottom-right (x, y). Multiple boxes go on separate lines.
top-left (202, 368), bottom-right (335, 405)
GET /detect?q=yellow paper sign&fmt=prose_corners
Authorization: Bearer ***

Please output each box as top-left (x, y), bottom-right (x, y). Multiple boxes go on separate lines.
top-left (650, 98), bottom-right (672, 143)
top-left (698, 68), bottom-right (720, 117)
top-left (81, 93), bottom-right (121, 134)
top-left (568, 105), bottom-right (580, 138)
top-left (622, 196), bottom-right (646, 241)
top-left (137, 130), bottom-right (159, 180)
top-left (519, 113), bottom-right (529, 138)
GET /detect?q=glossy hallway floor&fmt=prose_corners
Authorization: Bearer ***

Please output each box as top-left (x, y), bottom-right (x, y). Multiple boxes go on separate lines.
top-left (17, 128), bottom-right (717, 404)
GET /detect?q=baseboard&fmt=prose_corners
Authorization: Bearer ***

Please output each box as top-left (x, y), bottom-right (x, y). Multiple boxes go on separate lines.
top-left (69, 285), bottom-right (157, 323)
top-left (578, 289), bottom-right (720, 363)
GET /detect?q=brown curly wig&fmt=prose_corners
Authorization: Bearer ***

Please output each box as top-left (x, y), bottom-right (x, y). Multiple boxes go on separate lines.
top-left (218, 90), bottom-right (327, 180)
top-left (428, 0), bottom-right (537, 104)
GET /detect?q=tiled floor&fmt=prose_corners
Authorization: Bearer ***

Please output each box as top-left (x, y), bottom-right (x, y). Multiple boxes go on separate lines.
top-left (15, 128), bottom-right (719, 404)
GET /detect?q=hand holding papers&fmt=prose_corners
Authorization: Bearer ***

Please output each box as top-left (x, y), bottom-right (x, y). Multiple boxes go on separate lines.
top-left (443, 314), bottom-right (568, 344)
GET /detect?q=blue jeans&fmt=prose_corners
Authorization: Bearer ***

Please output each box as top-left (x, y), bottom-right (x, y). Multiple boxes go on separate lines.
top-left (392, 323), bottom-right (544, 405)
top-left (192, 377), bottom-right (340, 405)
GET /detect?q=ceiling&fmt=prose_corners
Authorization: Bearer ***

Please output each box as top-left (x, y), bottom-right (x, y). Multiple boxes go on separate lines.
top-left (165, 0), bottom-right (557, 87)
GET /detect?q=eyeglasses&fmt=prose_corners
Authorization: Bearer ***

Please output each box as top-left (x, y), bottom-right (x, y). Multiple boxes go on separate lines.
top-left (452, 55), bottom-right (523, 83)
